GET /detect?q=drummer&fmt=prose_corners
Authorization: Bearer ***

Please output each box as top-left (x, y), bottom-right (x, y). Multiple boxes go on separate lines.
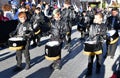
top-left (105, 8), bottom-right (120, 58)
top-left (85, 13), bottom-right (107, 76)
top-left (30, 7), bottom-right (45, 47)
top-left (49, 9), bottom-right (69, 69)
top-left (9, 12), bottom-right (33, 71)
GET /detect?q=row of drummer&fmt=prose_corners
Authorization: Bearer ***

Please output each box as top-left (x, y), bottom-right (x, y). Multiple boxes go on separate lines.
top-left (7, 2), bottom-right (120, 77)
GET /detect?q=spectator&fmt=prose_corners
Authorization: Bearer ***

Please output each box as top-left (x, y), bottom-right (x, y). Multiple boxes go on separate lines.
top-left (25, 0), bottom-right (32, 7)
top-left (2, 4), bottom-right (14, 20)
top-left (0, 9), bottom-right (9, 21)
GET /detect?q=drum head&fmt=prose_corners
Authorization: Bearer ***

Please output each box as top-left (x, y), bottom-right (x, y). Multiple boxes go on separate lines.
top-left (46, 41), bottom-right (60, 47)
top-left (107, 30), bottom-right (116, 36)
top-left (84, 41), bottom-right (96, 44)
top-left (9, 37), bottom-right (24, 41)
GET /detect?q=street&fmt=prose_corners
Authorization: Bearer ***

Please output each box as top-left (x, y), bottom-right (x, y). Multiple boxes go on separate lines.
top-left (0, 26), bottom-right (120, 78)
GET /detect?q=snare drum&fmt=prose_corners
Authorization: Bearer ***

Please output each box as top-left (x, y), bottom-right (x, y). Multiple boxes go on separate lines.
top-left (107, 30), bottom-right (119, 44)
top-left (77, 24), bottom-right (86, 32)
top-left (45, 41), bottom-right (61, 61)
top-left (33, 24), bottom-right (41, 35)
top-left (8, 37), bottom-right (26, 51)
top-left (84, 41), bottom-right (102, 55)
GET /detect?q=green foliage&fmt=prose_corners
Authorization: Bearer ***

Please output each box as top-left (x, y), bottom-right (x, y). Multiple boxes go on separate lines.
top-left (102, 2), bottom-right (106, 8)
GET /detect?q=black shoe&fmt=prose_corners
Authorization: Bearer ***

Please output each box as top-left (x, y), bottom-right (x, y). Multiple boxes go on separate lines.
top-left (86, 70), bottom-right (92, 77)
top-left (13, 66), bottom-right (23, 72)
top-left (25, 65), bottom-right (30, 70)
top-left (37, 43), bottom-right (41, 47)
top-left (51, 62), bottom-right (61, 70)
top-left (31, 43), bottom-right (37, 47)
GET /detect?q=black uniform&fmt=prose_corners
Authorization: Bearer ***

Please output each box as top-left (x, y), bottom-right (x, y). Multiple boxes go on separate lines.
top-left (30, 12), bottom-right (45, 46)
top-left (85, 23), bottom-right (107, 75)
top-left (61, 6), bottom-right (76, 50)
top-left (77, 12), bottom-right (90, 38)
top-left (10, 21), bottom-right (33, 70)
top-left (49, 18), bottom-right (69, 69)
top-left (105, 15), bottom-right (120, 58)
top-left (87, 9), bottom-right (94, 25)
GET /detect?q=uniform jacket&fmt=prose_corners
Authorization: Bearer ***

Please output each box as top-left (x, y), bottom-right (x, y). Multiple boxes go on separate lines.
top-left (106, 16), bottom-right (120, 30)
top-left (86, 10), bottom-right (94, 24)
top-left (50, 18), bottom-right (69, 42)
top-left (84, 23), bottom-right (107, 55)
top-left (61, 6), bottom-right (76, 27)
top-left (77, 14), bottom-right (90, 28)
top-left (10, 21), bottom-right (33, 39)
top-left (89, 23), bottom-right (107, 42)
top-left (30, 12), bottom-right (45, 26)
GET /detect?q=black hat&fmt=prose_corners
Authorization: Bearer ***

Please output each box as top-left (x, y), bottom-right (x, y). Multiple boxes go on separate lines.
top-left (112, 7), bottom-right (119, 12)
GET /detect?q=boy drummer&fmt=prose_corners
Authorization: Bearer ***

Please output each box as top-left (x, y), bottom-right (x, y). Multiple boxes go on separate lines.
top-left (10, 12), bottom-right (33, 71)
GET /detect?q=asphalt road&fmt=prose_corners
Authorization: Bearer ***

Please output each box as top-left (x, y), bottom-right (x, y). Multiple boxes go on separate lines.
top-left (0, 26), bottom-right (120, 78)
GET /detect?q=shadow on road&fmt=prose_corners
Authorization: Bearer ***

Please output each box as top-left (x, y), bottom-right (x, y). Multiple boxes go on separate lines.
top-left (30, 54), bottom-right (45, 67)
top-left (78, 63), bottom-right (105, 78)
top-left (61, 38), bottom-right (84, 68)
top-left (0, 65), bottom-right (22, 78)
top-left (0, 52), bottom-right (16, 62)
top-left (26, 66), bottom-right (54, 78)
top-left (0, 52), bottom-right (10, 57)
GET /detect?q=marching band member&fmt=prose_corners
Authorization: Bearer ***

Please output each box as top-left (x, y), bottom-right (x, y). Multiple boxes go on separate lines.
top-left (61, 0), bottom-right (76, 51)
top-left (84, 13), bottom-right (107, 76)
top-left (105, 8), bottom-right (120, 59)
top-left (9, 12), bottom-right (33, 71)
top-left (30, 7), bottom-right (45, 47)
top-left (47, 9), bottom-right (69, 70)
top-left (77, 11), bottom-right (90, 39)
top-left (87, 6), bottom-right (94, 25)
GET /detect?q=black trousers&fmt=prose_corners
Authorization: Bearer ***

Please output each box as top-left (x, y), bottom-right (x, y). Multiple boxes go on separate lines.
top-left (87, 54), bottom-right (102, 71)
top-left (16, 39), bottom-right (30, 67)
top-left (65, 22), bottom-right (72, 44)
top-left (32, 34), bottom-right (41, 45)
top-left (106, 41), bottom-right (118, 57)
top-left (79, 30), bottom-right (86, 38)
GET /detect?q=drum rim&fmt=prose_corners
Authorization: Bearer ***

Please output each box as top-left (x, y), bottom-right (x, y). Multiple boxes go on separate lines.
top-left (9, 37), bottom-right (24, 41)
top-left (84, 41), bottom-right (97, 44)
top-left (107, 30), bottom-right (116, 36)
top-left (46, 41), bottom-right (60, 46)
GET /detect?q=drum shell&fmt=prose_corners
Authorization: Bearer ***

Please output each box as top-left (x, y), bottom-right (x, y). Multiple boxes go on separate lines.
top-left (107, 31), bottom-right (119, 44)
top-left (8, 38), bottom-right (26, 50)
top-left (45, 44), bottom-right (61, 57)
top-left (77, 25), bottom-right (86, 31)
top-left (108, 31), bottom-right (118, 40)
top-left (84, 42), bottom-right (102, 52)
top-left (34, 26), bottom-right (41, 35)
top-left (8, 40), bottom-right (26, 47)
